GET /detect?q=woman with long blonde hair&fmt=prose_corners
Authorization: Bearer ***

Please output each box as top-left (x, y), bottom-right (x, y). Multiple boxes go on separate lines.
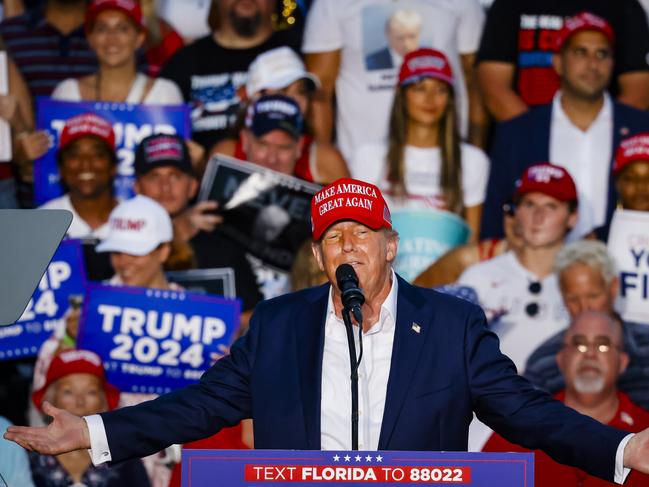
top-left (351, 48), bottom-right (489, 239)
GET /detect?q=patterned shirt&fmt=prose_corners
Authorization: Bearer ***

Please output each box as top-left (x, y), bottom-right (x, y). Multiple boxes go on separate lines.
top-left (0, 9), bottom-right (97, 98)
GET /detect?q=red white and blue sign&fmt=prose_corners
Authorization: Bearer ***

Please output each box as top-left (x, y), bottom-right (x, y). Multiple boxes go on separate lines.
top-left (34, 98), bottom-right (191, 205)
top-left (0, 239), bottom-right (87, 360)
top-left (77, 284), bottom-right (241, 394)
top-left (181, 450), bottom-right (534, 486)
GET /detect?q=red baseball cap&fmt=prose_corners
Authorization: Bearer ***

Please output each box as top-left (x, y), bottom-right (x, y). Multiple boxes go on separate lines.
top-left (614, 132), bottom-right (649, 175)
top-left (398, 48), bottom-right (454, 87)
top-left (311, 178), bottom-right (392, 240)
top-left (32, 349), bottom-right (120, 412)
top-left (85, 0), bottom-right (145, 33)
top-left (556, 12), bottom-right (615, 51)
top-left (514, 163), bottom-right (578, 202)
top-left (59, 113), bottom-right (116, 152)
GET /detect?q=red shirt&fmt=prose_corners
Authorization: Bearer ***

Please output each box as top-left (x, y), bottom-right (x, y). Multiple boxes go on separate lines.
top-left (483, 391), bottom-right (649, 486)
top-left (234, 135), bottom-right (315, 183)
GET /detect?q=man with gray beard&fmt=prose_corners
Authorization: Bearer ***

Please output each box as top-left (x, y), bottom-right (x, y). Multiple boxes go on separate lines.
top-left (484, 311), bottom-right (649, 486)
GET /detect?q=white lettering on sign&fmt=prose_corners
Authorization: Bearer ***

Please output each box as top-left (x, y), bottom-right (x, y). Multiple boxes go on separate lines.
top-left (98, 306), bottom-right (226, 345)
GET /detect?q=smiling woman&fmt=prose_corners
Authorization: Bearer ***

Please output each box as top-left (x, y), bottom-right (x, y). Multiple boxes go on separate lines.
top-left (39, 113), bottom-right (118, 240)
top-left (50, 0), bottom-right (183, 106)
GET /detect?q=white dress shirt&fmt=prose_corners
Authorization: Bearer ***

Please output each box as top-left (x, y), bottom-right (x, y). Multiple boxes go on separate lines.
top-left (549, 91), bottom-right (613, 240)
top-left (320, 272), bottom-right (398, 450)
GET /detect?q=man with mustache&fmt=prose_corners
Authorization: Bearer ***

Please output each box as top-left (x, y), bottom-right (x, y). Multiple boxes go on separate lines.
top-left (484, 311), bottom-right (649, 486)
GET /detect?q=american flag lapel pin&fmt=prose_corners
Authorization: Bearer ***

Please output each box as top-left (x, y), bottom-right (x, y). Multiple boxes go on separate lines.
top-left (411, 322), bottom-right (421, 334)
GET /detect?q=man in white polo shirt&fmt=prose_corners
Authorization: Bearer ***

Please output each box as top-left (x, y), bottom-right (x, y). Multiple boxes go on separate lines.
top-left (460, 163), bottom-right (577, 372)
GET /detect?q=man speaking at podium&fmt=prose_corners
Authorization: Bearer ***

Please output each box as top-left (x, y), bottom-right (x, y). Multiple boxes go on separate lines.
top-left (6, 178), bottom-right (649, 483)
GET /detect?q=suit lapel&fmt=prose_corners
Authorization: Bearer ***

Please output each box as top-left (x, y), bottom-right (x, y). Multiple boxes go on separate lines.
top-left (295, 284), bottom-right (329, 449)
top-left (378, 277), bottom-right (430, 449)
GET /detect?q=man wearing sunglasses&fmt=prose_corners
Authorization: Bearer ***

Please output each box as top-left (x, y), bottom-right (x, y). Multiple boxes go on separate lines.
top-left (459, 162), bottom-right (578, 372)
top-left (484, 310), bottom-right (649, 486)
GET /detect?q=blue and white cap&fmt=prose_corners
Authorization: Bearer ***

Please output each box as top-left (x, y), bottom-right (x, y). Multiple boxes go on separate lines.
top-left (245, 94), bottom-right (304, 140)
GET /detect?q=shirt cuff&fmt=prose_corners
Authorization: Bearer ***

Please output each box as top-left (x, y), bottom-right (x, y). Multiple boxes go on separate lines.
top-left (83, 414), bottom-right (112, 466)
top-left (615, 433), bottom-right (634, 484)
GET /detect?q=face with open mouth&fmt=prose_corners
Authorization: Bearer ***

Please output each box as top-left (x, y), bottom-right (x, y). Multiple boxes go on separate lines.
top-left (59, 136), bottom-right (116, 199)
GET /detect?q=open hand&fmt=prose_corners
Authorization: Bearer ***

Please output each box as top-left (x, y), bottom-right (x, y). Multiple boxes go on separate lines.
top-left (3, 401), bottom-right (90, 455)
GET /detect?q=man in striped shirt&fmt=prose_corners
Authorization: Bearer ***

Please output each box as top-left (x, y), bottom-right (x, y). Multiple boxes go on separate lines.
top-left (0, 0), bottom-right (97, 98)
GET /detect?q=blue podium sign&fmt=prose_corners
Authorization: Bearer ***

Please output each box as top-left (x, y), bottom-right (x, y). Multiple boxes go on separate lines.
top-left (77, 284), bottom-right (241, 394)
top-left (182, 450), bottom-right (533, 486)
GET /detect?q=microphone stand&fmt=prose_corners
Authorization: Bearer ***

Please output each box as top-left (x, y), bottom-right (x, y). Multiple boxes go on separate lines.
top-left (342, 306), bottom-right (363, 451)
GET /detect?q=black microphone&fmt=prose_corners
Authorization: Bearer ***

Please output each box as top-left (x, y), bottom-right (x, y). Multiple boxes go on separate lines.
top-left (335, 264), bottom-right (365, 323)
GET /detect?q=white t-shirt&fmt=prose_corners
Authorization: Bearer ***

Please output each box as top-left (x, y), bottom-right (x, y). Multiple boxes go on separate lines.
top-left (39, 194), bottom-right (111, 240)
top-left (351, 142), bottom-right (489, 210)
top-left (458, 251), bottom-right (569, 372)
top-left (51, 74), bottom-right (184, 105)
top-left (302, 0), bottom-right (485, 160)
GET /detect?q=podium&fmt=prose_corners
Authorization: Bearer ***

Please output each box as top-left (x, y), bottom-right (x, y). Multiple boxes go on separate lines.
top-left (181, 450), bottom-right (533, 486)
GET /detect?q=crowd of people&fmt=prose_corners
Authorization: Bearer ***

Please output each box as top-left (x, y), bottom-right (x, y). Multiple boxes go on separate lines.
top-left (2, 0), bottom-right (649, 486)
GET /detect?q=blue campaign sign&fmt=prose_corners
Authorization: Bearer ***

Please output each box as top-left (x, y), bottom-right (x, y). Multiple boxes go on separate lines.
top-left (77, 284), bottom-right (241, 394)
top-left (0, 239), bottom-right (87, 361)
top-left (33, 98), bottom-right (191, 205)
top-left (182, 450), bottom-right (534, 486)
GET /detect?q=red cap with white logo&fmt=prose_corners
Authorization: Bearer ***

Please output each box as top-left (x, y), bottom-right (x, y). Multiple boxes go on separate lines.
top-left (398, 48), bottom-right (454, 87)
top-left (614, 132), bottom-right (649, 175)
top-left (96, 195), bottom-right (173, 255)
top-left (32, 349), bottom-right (120, 412)
top-left (85, 0), bottom-right (145, 33)
top-left (555, 12), bottom-right (615, 51)
top-left (59, 113), bottom-right (115, 152)
top-left (311, 178), bottom-right (392, 240)
top-left (514, 163), bottom-right (578, 202)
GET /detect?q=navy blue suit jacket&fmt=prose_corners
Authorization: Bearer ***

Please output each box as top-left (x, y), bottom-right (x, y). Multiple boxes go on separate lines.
top-left (481, 100), bottom-right (649, 241)
top-left (101, 277), bottom-right (627, 482)
top-left (365, 47), bottom-right (393, 70)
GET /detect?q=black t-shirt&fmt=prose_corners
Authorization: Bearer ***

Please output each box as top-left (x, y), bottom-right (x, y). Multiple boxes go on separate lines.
top-left (160, 32), bottom-right (298, 151)
top-left (190, 229), bottom-right (263, 311)
top-left (477, 0), bottom-right (649, 106)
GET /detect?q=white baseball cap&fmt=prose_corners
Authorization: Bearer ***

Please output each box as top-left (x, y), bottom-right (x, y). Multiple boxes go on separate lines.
top-left (246, 47), bottom-right (321, 97)
top-left (96, 195), bottom-right (173, 256)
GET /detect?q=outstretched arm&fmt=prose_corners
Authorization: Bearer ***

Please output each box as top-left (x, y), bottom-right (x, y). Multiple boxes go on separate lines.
top-left (624, 430), bottom-right (649, 475)
top-left (4, 401), bottom-right (90, 455)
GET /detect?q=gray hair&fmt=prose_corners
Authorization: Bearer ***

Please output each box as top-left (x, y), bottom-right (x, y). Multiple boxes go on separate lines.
top-left (554, 240), bottom-right (617, 285)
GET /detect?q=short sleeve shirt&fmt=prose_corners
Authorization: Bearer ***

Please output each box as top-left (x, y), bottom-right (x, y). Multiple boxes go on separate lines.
top-left (477, 0), bottom-right (649, 106)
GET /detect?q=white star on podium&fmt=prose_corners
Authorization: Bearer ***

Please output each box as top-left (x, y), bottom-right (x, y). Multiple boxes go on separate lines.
top-left (344, 455), bottom-right (351, 462)
top-left (333, 455), bottom-right (340, 462)
top-left (355, 455), bottom-right (362, 462)
top-left (365, 455), bottom-right (373, 462)
top-left (375, 455), bottom-right (383, 462)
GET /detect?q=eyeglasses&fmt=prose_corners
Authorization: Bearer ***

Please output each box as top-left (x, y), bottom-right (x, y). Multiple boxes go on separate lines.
top-left (562, 335), bottom-right (621, 354)
top-left (525, 281), bottom-right (542, 317)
